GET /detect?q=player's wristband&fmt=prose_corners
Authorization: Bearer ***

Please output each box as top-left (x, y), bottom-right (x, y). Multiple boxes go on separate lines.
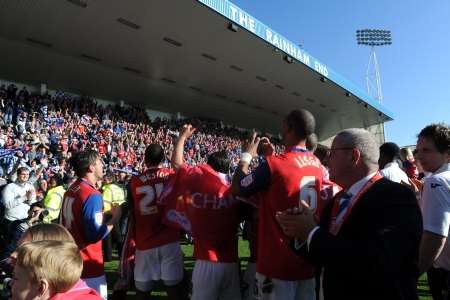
top-left (240, 152), bottom-right (253, 164)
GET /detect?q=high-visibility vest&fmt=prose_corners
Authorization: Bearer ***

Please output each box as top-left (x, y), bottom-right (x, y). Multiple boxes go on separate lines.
top-left (43, 185), bottom-right (66, 223)
top-left (102, 183), bottom-right (125, 212)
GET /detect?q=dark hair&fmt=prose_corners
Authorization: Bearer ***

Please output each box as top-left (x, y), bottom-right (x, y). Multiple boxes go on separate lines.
top-left (306, 133), bottom-right (318, 152)
top-left (379, 142), bottom-right (401, 161)
top-left (103, 172), bottom-right (114, 182)
top-left (285, 109), bottom-right (316, 140)
top-left (314, 144), bottom-right (330, 164)
top-left (17, 167), bottom-right (29, 175)
top-left (50, 175), bottom-right (63, 186)
top-left (418, 123), bottom-right (450, 154)
top-left (69, 150), bottom-right (99, 178)
top-left (30, 202), bottom-right (44, 210)
top-left (144, 144), bottom-right (164, 166)
top-left (63, 175), bottom-right (74, 185)
top-left (207, 150), bottom-right (230, 174)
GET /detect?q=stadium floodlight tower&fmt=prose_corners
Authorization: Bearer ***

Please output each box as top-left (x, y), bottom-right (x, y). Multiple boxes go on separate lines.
top-left (356, 29), bottom-right (392, 104)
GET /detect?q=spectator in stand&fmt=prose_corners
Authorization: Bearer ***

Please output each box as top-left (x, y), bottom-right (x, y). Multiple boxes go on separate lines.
top-left (1, 167), bottom-right (36, 231)
top-left (378, 142), bottom-right (410, 184)
top-left (35, 178), bottom-right (48, 202)
top-left (0, 202), bottom-right (46, 260)
top-left (417, 123), bottom-right (450, 300)
top-left (12, 240), bottom-right (102, 300)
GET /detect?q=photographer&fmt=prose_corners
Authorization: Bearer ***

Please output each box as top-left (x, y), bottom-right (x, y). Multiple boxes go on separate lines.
top-left (1, 202), bottom-right (48, 259)
top-left (0, 202), bottom-right (48, 261)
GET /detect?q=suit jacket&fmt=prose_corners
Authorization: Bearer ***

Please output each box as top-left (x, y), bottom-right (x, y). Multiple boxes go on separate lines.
top-left (297, 178), bottom-right (422, 300)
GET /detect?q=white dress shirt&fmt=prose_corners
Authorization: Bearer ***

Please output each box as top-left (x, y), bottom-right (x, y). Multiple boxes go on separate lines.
top-left (380, 162), bottom-right (409, 184)
top-left (307, 172), bottom-right (378, 249)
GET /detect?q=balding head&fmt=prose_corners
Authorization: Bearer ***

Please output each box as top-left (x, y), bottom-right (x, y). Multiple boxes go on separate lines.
top-left (335, 128), bottom-right (379, 167)
top-left (329, 128), bottom-right (379, 188)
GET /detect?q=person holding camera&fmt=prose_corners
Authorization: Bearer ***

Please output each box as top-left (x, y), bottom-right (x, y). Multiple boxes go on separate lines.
top-left (0, 202), bottom-right (47, 261)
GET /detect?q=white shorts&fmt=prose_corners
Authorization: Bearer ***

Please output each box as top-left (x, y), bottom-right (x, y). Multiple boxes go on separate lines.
top-left (192, 260), bottom-right (241, 300)
top-left (242, 262), bottom-right (256, 300)
top-left (83, 275), bottom-right (108, 300)
top-left (134, 241), bottom-right (184, 291)
top-left (254, 272), bottom-right (315, 300)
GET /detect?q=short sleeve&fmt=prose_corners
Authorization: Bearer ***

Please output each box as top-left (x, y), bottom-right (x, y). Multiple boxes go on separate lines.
top-left (421, 176), bottom-right (450, 237)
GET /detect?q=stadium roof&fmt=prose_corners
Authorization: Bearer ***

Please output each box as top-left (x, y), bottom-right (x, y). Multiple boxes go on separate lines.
top-left (0, 0), bottom-right (393, 140)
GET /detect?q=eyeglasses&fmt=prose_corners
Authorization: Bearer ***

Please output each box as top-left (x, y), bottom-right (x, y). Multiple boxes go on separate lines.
top-left (330, 147), bottom-right (354, 151)
top-left (19, 173), bottom-right (30, 176)
top-left (328, 147), bottom-right (354, 157)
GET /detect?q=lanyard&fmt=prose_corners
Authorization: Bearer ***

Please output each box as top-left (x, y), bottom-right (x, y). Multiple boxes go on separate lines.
top-left (329, 172), bottom-right (383, 235)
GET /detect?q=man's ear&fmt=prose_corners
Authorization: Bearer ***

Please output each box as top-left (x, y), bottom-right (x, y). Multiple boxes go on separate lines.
top-left (351, 148), bottom-right (362, 165)
top-left (87, 163), bottom-right (95, 174)
top-left (38, 278), bottom-right (51, 298)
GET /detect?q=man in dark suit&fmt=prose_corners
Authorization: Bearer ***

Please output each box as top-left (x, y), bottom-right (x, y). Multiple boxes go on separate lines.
top-left (277, 128), bottom-right (423, 300)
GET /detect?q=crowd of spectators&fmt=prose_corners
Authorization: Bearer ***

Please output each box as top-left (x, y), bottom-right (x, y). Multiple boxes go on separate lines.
top-left (0, 83), bottom-right (280, 187)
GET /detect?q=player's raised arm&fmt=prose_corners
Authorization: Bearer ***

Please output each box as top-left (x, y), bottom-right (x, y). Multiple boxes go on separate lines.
top-left (171, 124), bottom-right (195, 170)
top-left (231, 132), bottom-right (259, 194)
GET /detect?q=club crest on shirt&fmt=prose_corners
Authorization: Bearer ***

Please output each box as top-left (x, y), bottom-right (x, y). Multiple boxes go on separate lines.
top-left (95, 212), bottom-right (103, 226)
top-left (431, 183), bottom-right (442, 189)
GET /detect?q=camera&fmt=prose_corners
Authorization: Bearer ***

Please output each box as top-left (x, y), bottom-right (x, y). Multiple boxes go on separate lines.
top-left (38, 209), bottom-right (49, 222)
top-left (0, 278), bottom-right (12, 300)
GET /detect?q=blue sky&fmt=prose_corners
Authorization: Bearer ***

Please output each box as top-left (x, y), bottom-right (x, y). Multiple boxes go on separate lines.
top-left (231, 0), bottom-right (449, 146)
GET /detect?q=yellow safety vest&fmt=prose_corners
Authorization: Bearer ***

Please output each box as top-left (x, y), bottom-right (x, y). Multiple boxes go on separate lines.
top-left (102, 183), bottom-right (125, 212)
top-left (43, 185), bottom-right (66, 223)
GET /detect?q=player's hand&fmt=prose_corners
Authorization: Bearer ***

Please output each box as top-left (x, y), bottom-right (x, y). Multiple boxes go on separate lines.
top-left (260, 137), bottom-right (275, 157)
top-left (179, 124), bottom-right (196, 139)
top-left (109, 205), bottom-right (122, 224)
top-left (242, 132), bottom-right (260, 158)
top-left (276, 200), bottom-right (317, 240)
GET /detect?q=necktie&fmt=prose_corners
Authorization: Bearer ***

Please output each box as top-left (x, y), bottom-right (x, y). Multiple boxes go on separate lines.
top-left (337, 192), bottom-right (352, 217)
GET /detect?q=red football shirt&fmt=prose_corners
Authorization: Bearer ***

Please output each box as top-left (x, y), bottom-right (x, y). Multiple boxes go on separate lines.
top-left (249, 149), bottom-right (325, 280)
top-left (130, 167), bottom-right (180, 250)
top-left (61, 179), bottom-right (105, 278)
top-left (171, 164), bottom-right (241, 263)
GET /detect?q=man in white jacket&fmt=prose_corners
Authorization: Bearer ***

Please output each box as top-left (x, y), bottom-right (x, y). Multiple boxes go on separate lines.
top-left (1, 167), bottom-right (36, 225)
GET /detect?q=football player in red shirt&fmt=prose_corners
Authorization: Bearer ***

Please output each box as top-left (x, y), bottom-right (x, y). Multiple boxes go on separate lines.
top-left (169, 125), bottom-right (242, 300)
top-left (231, 109), bottom-right (324, 300)
top-left (129, 144), bottom-right (186, 300)
top-left (61, 150), bottom-right (121, 299)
